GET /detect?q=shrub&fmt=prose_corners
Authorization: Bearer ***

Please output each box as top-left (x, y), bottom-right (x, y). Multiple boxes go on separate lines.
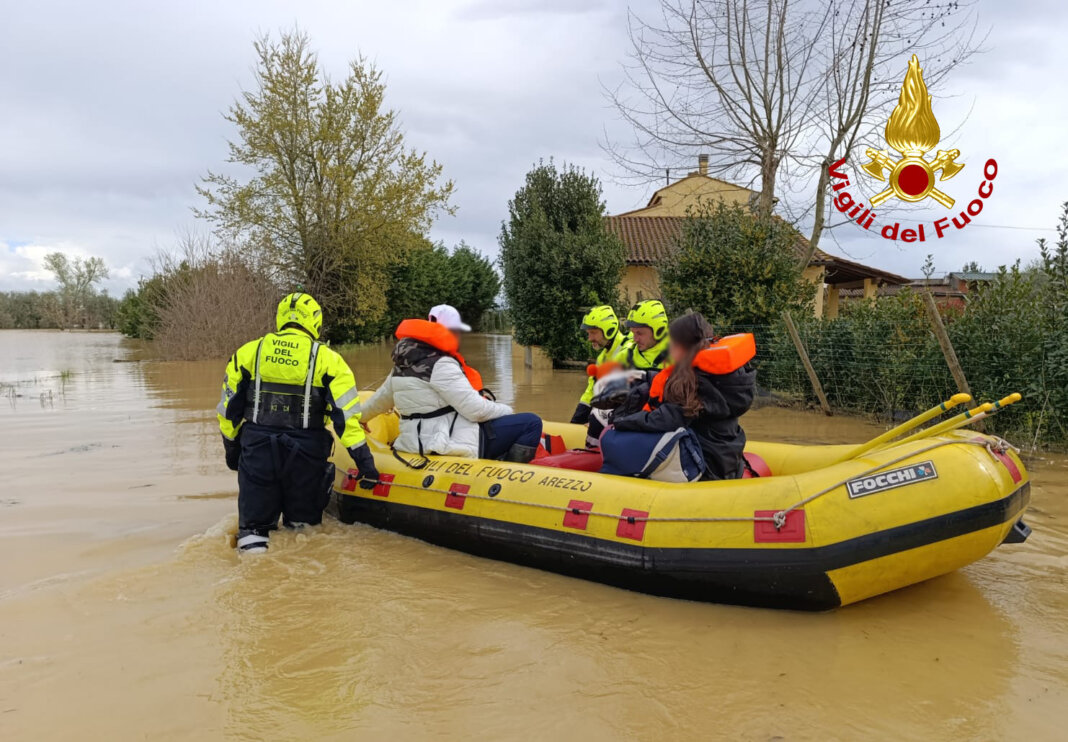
top-left (499, 161), bottom-right (625, 362)
top-left (660, 200), bottom-right (814, 330)
top-left (385, 242), bottom-right (500, 332)
top-left (765, 291), bottom-right (953, 419)
top-left (134, 235), bottom-right (280, 360)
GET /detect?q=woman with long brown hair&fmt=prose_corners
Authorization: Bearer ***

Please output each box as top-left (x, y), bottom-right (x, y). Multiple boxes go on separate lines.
top-left (612, 312), bottom-right (756, 480)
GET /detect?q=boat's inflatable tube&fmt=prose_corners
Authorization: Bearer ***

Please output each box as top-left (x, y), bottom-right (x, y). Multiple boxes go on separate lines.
top-left (331, 415), bottom-right (1030, 610)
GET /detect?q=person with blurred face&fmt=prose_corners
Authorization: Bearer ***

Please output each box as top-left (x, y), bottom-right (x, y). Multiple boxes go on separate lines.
top-left (361, 305), bottom-right (544, 463)
top-left (613, 312), bottom-right (756, 480)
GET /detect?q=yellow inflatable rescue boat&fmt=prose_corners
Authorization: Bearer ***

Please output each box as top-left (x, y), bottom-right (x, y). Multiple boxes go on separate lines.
top-left (330, 394), bottom-right (1030, 610)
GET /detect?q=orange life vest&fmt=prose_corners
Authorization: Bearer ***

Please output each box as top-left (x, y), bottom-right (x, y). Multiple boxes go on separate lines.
top-left (645, 333), bottom-right (756, 409)
top-left (394, 319), bottom-right (485, 392)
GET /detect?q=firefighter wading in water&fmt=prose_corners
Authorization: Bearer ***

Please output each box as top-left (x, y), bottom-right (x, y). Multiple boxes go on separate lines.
top-left (217, 293), bottom-right (378, 553)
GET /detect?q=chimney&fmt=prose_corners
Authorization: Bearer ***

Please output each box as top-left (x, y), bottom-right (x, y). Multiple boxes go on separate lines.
top-left (698, 153), bottom-right (709, 176)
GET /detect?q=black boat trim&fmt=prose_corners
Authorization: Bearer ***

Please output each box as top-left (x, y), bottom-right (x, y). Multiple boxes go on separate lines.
top-left (332, 482), bottom-right (1029, 611)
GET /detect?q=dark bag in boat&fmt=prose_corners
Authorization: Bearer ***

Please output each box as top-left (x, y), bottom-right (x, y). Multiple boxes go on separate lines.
top-left (600, 427), bottom-right (706, 483)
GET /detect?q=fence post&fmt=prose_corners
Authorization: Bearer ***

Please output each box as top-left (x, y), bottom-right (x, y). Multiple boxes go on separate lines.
top-left (781, 311), bottom-right (832, 416)
top-left (524, 345), bottom-right (533, 369)
top-left (921, 291), bottom-right (975, 410)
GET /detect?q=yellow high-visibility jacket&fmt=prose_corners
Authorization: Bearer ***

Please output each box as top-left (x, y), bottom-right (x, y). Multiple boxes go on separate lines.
top-left (625, 335), bottom-right (671, 372)
top-left (217, 328), bottom-right (367, 450)
top-left (578, 332), bottom-right (633, 407)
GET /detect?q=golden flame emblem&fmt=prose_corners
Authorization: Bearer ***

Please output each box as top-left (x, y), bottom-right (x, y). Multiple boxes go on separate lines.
top-left (862, 55), bottom-right (964, 208)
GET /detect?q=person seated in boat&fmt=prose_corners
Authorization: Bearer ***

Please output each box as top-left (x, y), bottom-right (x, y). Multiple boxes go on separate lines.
top-left (570, 304), bottom-right (631, 425)
top-left (611, 312), bottom-right (756, 480)
top-left (360, 304), bottom-right (544, 463)
top-left (622, 300), bottom-right (672, 375)
top-left (582, 299), bottom-right (672, 447)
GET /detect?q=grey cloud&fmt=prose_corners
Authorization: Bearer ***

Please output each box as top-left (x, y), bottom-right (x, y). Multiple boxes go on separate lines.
top-left (0, 0), bottom-right (1064, 294)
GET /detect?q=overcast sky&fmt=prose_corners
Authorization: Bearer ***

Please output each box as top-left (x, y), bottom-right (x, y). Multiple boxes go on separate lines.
top-left (1, 0), bottom-right (1065, 295)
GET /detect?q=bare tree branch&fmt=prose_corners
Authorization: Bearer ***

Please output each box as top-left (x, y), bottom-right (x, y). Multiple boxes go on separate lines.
top-left (605, 0), bottom-right (984, 263)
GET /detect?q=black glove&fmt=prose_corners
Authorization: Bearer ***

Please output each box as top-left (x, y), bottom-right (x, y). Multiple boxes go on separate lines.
top-left (222, 434), bottom-right (241, 472)
top-left (349, 444), bottom-right (379, 490)
top-left (570, 402), bottom-right (591, 425)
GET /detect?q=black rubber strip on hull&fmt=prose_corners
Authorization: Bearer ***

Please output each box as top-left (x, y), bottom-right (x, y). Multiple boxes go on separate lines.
top-left (332, 482), bottom-right (1029, 611)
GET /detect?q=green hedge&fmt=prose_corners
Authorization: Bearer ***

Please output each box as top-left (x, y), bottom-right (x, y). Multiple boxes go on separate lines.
top-left (761, 264), bottom-right (1068, 447)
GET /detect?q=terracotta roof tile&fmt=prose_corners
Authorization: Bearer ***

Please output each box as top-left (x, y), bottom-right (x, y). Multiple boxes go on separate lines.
top-left (605, 216), bottom-right (682, 265)
top-left (604, 214), bottom-right (908, 285)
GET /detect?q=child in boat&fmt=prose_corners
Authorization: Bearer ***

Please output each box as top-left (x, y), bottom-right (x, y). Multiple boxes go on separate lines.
top-left (611, 313), bottom-right (755, 480)
top-left (360, 305), bottom-right (544, 463)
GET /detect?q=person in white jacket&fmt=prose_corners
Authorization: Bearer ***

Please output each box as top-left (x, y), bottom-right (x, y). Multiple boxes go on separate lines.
top-left (360, 305), bottom-right (544, 463)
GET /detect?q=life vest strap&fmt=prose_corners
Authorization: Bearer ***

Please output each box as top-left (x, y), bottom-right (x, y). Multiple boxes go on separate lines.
top-left (399, 406), bottom-right (457, 420)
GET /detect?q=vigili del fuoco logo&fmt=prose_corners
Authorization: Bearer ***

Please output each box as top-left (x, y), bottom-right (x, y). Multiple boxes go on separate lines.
top-left (828, 54), bottom-right (997, 243)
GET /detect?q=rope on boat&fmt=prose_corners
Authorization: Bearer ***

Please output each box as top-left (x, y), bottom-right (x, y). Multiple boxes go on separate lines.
top-left (768, 436), bottom-right (1014, 529)
top-left (349, 436), bottom-right (1019, 530)
top-left (360, 479), bottom-right (779, 523)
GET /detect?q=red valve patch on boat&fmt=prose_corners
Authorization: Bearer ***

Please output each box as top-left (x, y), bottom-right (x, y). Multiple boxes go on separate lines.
top-left (974, 437), bottom-right (1023, 484)
top-left (372, 473), bottom-right (394, 498)
top-left (445, 483), bottom-right (469, 510)
top-left (616, 509), bottom-right (649, 541)
top-left (563, 500), bottom-right (593, 530)
top-left (754, 510), bottom-right (806, 543)
top-left (343, 468), bottom-right (358, 492)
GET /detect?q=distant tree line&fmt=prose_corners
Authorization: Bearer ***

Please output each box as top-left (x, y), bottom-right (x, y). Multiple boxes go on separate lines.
top-left (117, 235), bottom-right (500, 359)
top-left (0, 252), bottom-right (117, 330)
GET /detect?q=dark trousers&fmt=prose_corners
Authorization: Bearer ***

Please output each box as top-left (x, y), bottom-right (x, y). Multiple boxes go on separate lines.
top-left (237, 425), bottom-right (334, 536)
top-left (479, 413), bottom-right (543, 459)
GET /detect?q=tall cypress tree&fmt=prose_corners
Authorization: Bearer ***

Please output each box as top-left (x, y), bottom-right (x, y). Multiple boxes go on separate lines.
top-left (499, 161), bottom-right (625, 361)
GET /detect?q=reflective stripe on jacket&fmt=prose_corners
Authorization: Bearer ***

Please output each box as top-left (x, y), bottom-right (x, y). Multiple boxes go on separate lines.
top-left (217, 328), bottom-right (366, 449)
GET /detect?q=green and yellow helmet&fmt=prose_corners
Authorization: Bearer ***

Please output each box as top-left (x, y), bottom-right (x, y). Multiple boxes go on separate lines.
top-left (625, 299), bottom-right (669, 341)
top-left (276, 292), bottom-right (323, 339)
top-left (579, 305), bottom-right (620, 341)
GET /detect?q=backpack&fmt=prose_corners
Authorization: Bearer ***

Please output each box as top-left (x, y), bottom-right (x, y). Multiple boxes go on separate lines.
top-left (600, 427), bottom-right (707, 483)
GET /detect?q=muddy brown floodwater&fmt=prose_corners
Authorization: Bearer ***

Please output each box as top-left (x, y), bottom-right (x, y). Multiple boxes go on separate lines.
top-left (2, 329), bottom-right (1067, 741)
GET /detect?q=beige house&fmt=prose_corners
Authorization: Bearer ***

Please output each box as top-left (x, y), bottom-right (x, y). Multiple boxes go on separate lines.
top-left (605, 156), bottom-right (907, 317)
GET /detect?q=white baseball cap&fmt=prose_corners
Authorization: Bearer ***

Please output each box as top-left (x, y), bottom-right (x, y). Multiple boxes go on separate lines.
top-left (428, 304), bottom-right (471, 332)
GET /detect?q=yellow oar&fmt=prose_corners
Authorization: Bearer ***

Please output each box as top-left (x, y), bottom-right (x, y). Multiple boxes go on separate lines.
top-left (888, 392), bottom-right (1020, 447)
top-left (923, 392), bottom-right (1022, 438)
top-left (832, 393), bottom-right (972, 464)
top-left (889, 402), bottom-right (994, 447)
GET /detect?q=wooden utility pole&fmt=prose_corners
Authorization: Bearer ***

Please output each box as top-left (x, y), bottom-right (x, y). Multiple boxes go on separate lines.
top-left (781, 311), bottom-right (832, 416)
top-left (921, 291), bottom-right (975, 409)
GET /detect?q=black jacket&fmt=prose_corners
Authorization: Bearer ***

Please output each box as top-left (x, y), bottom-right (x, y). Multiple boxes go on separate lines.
top-left (613, 364), bottom-right (756, 480)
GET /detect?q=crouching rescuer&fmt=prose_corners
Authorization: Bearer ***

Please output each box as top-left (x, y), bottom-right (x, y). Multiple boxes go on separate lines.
top-left (217, 293), bottom-right (379, 553)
